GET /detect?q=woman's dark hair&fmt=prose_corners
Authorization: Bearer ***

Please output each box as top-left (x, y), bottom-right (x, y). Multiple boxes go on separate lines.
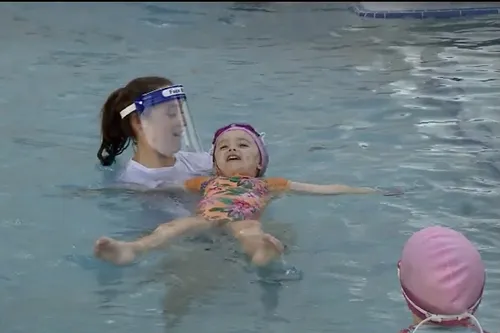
top-left (97, 76), bottom-right (173, 166)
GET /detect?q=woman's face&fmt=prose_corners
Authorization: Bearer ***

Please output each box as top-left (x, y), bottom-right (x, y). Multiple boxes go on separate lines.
top-left (139, 99), bottom-right (184, 156)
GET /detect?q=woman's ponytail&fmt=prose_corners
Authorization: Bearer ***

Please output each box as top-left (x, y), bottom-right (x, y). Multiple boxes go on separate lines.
top-left (97, 88), bottom-right (131, 166)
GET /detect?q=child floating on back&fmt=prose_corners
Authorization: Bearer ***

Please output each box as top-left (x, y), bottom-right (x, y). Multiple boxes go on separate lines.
top-left (94, 122), bottom-right (398, 268)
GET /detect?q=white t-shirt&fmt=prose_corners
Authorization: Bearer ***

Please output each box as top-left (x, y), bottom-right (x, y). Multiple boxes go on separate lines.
top-left (117, 151), bottom-right (213, 189)
top-left (114, 151), bottom-right (213, 220)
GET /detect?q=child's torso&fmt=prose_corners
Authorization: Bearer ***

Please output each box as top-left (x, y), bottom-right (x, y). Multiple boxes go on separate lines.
top-left (197, 176), bottom-right (272, 223)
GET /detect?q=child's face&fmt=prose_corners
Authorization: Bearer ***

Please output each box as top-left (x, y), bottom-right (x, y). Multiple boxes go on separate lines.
top-left (213, 129), bottom-right (261, 177)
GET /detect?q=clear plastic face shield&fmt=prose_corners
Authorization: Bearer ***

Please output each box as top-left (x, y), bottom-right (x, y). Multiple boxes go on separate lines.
top-left (119, 84), bottom-right (203, 155)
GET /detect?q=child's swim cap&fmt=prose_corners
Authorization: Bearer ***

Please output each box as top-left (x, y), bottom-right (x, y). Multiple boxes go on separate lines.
top-left (398, 226), bottom-right (486, 332)
top-left (211, 123), bottom-right (269, 176)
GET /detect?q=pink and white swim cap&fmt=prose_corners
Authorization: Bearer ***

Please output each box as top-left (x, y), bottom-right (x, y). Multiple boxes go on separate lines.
top-left (398, 226), bottom-right (486, 331)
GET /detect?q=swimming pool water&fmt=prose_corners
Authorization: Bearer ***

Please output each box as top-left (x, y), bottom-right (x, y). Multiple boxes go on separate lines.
top-left (1, 2), bottom-right (499, 333)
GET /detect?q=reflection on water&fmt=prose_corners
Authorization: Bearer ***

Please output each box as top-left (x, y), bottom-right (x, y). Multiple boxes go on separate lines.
top-left (0, 2), bottom-right (500, 333)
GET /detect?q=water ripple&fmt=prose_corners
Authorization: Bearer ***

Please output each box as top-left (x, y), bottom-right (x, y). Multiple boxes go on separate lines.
top-left (1, 2), bottom-right (500, 333)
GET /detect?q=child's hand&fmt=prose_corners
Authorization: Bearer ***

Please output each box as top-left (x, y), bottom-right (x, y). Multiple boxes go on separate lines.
top-left (377, 187), bottom-right (404, 196)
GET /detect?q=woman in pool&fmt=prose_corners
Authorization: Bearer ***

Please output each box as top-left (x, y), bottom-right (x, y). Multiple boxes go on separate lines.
top-left (97, 76), bottom-right (212, 189)
top-left (94, 122), bottom-right (395, 267)
top-left (397, 226), bottom-right (490, 333)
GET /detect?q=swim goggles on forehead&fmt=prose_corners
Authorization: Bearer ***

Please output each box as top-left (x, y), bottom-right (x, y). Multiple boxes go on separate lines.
top-left (119, 85), bottom-right (186, 119)
top-left (397, 261), bottom-right (485, 333)
top-left (211, 123), bottom-right (265, 144)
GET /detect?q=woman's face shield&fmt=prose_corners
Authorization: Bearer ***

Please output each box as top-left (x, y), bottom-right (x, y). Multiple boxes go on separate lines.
top-left (140, 94), bottom-right (184, 156)
top-left (120, 85), bottom-right (203, 156)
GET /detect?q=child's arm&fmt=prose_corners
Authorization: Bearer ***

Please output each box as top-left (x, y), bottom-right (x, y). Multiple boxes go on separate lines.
top-left (288, 181), bottom-right (377, 195)
top-left (266, 178), bottom-right (402, 196)
top-left (266, 178), bottom-right (376, 196)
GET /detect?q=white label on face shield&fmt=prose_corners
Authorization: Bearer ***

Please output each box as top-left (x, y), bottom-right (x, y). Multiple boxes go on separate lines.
top-left (163, 87), bottom-right (184, 97)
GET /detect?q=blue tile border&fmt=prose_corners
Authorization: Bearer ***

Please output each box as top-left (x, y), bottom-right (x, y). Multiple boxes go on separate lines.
top-left (348, 4), bottom-right (500, 19)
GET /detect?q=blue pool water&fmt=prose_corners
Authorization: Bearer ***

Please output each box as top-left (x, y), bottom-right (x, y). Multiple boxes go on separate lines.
top-left (1, 2), bottom-right (499, 332)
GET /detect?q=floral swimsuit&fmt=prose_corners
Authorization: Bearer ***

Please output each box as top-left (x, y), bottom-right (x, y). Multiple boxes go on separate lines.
top-left (184, 175), bottom-right (289, 224)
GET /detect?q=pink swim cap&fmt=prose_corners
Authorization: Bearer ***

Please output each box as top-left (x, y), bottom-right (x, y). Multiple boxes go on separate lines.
top-left (399, 226), bottom-right (485, 318)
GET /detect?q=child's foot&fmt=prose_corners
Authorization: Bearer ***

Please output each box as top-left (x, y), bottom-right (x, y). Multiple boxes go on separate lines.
top-left (256, 259), bottom-right (304, 284)
top-left (94, 237), bottom-right (137, 265)
top-left (251, 234), bottom-right (284, 267)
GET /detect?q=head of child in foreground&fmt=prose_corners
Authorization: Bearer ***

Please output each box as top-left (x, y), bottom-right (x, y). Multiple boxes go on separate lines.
top-left (398, 226), bottom-right (486, 333)
top-left (212, 123), bottom-right (269, 178)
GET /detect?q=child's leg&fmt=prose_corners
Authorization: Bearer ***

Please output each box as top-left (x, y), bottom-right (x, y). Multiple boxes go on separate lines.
top-left (94, 216), bottom-right (213, 265)
top-left (226, 220), bottom-right (284, 266)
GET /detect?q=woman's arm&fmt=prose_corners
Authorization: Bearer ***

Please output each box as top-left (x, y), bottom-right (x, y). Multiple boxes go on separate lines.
top-left (129, 183), bottom-right (187, 193)
top-left (72, 174), bottom-right (210, 196)
top-left (64, 183), bottom-right (188, 196)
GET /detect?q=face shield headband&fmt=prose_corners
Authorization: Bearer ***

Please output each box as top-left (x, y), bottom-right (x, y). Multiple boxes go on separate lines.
top-left (119, 84), bottom-right (203, 154)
